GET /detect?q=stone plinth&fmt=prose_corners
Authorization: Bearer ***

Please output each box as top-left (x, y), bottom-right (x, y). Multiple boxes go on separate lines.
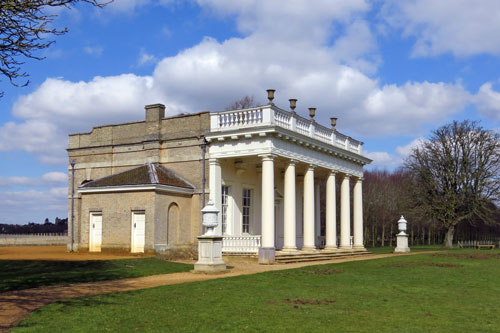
top-left (194, 235), bottom-right (226, 272)
top-left (394, 233), bottom-right (410, 253)
top-left (258, 247), bottom-right (275, 264)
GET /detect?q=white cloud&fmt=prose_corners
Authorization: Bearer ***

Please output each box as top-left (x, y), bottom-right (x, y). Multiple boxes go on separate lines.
top-left (474, 82), bottom-right (500, 121)
top-left (83, 45), bottom-right (104, 56)
top-left (137, 49), bottom-right (159, 67)
top-left (365, 137), bottom-right (426, 170)
top-left (0, 188), bottom-right (67, 224)
top-left (364, 151), bottom-right (395, 169)
top-left (380, 0), bottom-right (500, 57)
top-left (0, 172), bottom-right (67, 188)
top-left (0, 0), bottom-right (474, 165)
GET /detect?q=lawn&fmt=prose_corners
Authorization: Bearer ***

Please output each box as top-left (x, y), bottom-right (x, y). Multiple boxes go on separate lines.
top-left (367, 244), bottom-right (445, 254)
top-left (14, 249), bottom-right (500, 332)
top-left (0, 258), bottom-right (193, 292)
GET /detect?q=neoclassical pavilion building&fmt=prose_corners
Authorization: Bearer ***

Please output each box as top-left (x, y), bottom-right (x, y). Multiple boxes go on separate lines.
top-left (68, 90), bottom-right (371, 264)
top-left (206, 91), bottom-right (371, 263)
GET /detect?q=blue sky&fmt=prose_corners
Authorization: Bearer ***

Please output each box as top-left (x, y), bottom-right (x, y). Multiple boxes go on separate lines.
top-left (1, 0), bottom-right (500, 224)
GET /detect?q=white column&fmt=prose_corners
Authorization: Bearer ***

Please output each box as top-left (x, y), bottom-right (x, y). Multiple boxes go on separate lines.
top-left (303, 165), bottom-right (315, 251)
top-left (209, 158), bottom-right (222, 235)
top-left (283, 160), bottom-right (297, 251)
top-left (340, 174), bottom-right (351, 250)
top-left (325, 171), bottom-right (337, 250)
top-left (261, 154), bottom-right (275, 249)
top-left (314, 182), bottom-right (321, 247)
top-left (353, 177), bottom-right (364, 249)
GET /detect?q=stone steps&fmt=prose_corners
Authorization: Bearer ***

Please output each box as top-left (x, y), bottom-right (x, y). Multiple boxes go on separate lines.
top-left (275, 250), bottom-right (371, 263)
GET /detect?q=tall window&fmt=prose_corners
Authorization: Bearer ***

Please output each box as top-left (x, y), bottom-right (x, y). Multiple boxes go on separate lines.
top-left (242, 188), bottom-right (252, 233)
top-left (221, 186), bottom-right (229, 234)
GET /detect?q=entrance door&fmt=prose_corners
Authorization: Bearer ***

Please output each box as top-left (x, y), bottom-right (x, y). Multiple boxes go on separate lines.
top-left (131, 212), bottom-right (145, 253)
top-left (89, 213), bottom-right (102, 252)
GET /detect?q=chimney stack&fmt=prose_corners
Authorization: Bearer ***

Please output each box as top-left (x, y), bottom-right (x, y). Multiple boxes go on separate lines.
top-left (145, 104), bottom-right (165, 122)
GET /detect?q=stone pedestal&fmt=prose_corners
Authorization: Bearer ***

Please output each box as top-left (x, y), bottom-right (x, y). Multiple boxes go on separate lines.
top-left (194, 235), bottom-right (226, 272)
top-left (258, 247), bottom-right (275, 264)
top-left (394, 233), bottom-right (410, 253)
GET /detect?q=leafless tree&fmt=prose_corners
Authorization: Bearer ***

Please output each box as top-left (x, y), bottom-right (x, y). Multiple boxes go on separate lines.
top-left (0, 0), bottom-right (110, 96)
top-left (405, 120), bottom-right (500, 248)
top-left (225, 96), bottom-right (258, 110)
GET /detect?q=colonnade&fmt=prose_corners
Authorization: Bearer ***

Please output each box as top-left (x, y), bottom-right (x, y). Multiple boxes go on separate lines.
top-left (209, 155), bottom-right (365, 253)
top-left (260, 154), bottom-right (365, 252)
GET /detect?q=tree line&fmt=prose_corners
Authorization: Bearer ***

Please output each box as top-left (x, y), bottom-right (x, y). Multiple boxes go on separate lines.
top-left (363, 120), bottom-right (500, 248)
top-left (0, 217), bottom-right (67, 234)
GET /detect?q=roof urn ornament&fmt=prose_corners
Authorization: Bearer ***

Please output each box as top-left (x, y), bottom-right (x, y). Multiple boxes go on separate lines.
top-left (289, 98), bottom-right (297, 114)
top-left (330, 117), bottom-right (337, 128)
top-left (267, 89), bottom-right (276, 104)
top-left (309, 107), bottom-right (316, 120)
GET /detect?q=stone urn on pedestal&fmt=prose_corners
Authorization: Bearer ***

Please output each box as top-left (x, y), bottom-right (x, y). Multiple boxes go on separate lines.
top-left (394, 215), bottom-right (410, 253)
top-left (194, 201), bottom-right (227, 273)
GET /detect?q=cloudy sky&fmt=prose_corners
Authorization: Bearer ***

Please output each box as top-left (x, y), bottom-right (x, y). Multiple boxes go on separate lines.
top-left (1, 0), bottom-right (500, 224)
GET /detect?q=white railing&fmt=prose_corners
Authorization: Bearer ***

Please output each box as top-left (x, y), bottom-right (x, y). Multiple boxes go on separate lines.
top-left (222, 235), bottom-right (261, 254)
top-left (210, 106), bottom-right (363, 155)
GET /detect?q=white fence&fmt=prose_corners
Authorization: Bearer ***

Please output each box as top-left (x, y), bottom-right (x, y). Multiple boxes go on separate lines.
top-left (0, 233), bottom-right (68, 246)
top-left (457, 240), bottom-right (498, 248)
top-left (222, 235), bottom-right (261, 254)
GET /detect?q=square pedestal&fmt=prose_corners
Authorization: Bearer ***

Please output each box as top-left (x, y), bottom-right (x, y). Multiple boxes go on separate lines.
top-left (194, 236), bottom-right (226, 272)
top-left (258, 247), bottom-right (275, 264)
top-left (394, 234), bottom-right (410, 253)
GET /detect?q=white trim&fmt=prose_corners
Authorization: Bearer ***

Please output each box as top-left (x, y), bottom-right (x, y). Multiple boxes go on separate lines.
top-left (78, 184), bottom-right (194, 195)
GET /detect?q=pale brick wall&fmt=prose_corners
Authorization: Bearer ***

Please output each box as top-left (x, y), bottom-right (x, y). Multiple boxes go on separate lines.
top-left (68, 107), bottom-right (210, 253)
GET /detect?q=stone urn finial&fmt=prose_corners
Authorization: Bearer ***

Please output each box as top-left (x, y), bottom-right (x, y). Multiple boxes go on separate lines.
top-left (330, 117), bottom-right (337, 128)
top-left (289, 98), bottom-right (297, 114)
top-left (267, 89), bottom-right (276, 105)
top-left (201, 201), bottom-right (219, 236)
top-left (309, 107), bottom-right (316, 120)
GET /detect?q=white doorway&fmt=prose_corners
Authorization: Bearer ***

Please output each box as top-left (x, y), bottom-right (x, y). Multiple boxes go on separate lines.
top-left (131, 212), bottom-right (146, 253)
top-left (89, 213), bottom-right (102, 252)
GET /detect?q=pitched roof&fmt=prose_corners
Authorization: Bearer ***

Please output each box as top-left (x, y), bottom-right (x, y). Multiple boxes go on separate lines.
top-left (79, 164), bottom-right (195, 189)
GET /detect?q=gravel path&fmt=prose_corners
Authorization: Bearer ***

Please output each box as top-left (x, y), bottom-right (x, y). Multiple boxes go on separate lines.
top-left (0, 248), bottom-right (423, 332)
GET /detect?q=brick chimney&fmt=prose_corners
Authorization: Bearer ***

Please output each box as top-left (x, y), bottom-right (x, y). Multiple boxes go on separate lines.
top-left (145, 104), bottom-right (165, 141)
top-left (145, 103), bottom-right (165, 122)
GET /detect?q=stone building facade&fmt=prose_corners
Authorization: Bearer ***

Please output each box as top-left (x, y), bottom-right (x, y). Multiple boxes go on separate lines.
top-left (68, 91), bottom-right (371, 263)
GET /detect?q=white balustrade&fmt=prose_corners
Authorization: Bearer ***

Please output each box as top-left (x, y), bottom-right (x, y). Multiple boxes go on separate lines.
top-left (210, 106), bottom-right (363, 155)
top-left (222, 235), bottom-right (261, 254)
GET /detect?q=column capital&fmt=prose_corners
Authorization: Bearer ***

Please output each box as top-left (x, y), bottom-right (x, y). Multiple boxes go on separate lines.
top-left (307, 164), bottom-right (316, 171)
top-left (258, 153), bottom-right (277, 161)
top-left (287, 159), bottom-right (297, 166)
top-left (343, 173), bottom-right (351, 179)
top-left (208, 158), bottom-right (220, 165)
top-left (329, 170), bottom-right (337, 176)
top-left (355, 176), bottom-right (364, 182)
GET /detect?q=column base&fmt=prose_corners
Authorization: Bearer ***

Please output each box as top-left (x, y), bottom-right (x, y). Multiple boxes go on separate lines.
top-left (281, 246), bottom-right (298, 253)
top-left (301, 246), bottom-right (317, 252)
top-left (322, 246), bottom-right (338, 252)
top-left (352, 245), bottom-right (366, 251)
top-left (338, 246), bottom-right (352, 252)
top-left (258, 247), bottom-right (276, 264)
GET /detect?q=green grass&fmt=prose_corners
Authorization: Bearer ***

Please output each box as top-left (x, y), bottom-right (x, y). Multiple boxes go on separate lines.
top-left (0, 258), bottom-right (192, 292)
top-left (14, 249), bottom-right (500, 332)
top-left (367, 244), bottom-right (445, 254)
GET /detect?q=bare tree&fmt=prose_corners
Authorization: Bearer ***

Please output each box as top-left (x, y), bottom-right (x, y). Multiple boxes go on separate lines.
top-left (0, 0), bottom-right (110, 96)
top-left (405, 120), bottom-right (500, 248)
top-left (225, 96), bottom-right (258, 110)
